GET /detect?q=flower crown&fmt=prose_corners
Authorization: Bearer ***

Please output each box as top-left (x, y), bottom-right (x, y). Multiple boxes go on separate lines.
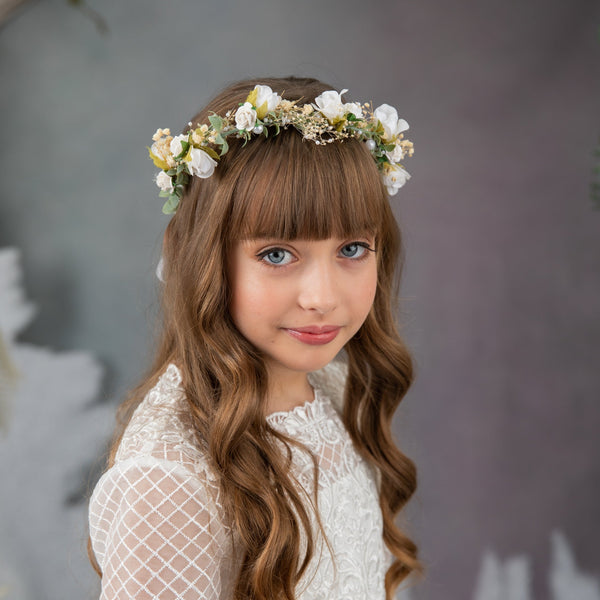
top-left (149, 85), bottom-right (414, 214)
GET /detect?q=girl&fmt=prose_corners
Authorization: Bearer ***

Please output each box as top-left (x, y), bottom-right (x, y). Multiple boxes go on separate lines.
top-left (88, 76), bottom-right (420, 600)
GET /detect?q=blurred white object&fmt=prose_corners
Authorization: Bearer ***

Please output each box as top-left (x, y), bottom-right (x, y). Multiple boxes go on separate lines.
top-left (473, 531), bottom-right (599, 600)
top-left (550, 531), bottom-right (600, 600)
top-left (0, 248), bottom-right (36, 343)
top-left (0, 332), bottom-right (17, 434)
top-left (155, 254), bottom-right (165, 283)
top-left (474, 551), bottom-right (531, 600)
top-left (0, 248), bottom-right (32, 434)
top-left (0, 247), bottom-right (110, 599)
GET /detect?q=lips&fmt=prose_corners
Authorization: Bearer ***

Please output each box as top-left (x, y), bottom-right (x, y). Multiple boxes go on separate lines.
top-left (283, 325), bottom-right (341, 345)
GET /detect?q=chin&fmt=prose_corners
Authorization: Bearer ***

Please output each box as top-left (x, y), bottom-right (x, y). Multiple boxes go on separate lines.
top-left (274, 349), bottom-right (342, 375)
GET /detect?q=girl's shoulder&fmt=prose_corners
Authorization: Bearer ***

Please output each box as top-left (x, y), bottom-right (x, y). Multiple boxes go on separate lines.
top-left (114, 364), bottom-right (212, 479)
top-left (308, 359), bottom-right (348, 414)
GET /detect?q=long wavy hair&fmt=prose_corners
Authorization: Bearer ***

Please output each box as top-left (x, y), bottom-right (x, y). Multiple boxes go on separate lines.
top-left (90, 76), bottom-right (421, 599)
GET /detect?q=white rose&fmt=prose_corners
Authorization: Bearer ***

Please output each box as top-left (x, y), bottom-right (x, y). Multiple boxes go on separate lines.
top-left (385, 141), bottom-right (405, 163)
top-left (314, 89), bottom-right (349, 122)
top-left (155, 171), bottom-right (174, 193)
top-left (235, 102), bottom-right (257, 130)
top-left (381, 164), bottom-right (411, 196)
top-left (187, 147), bottom-right (217, 178)
top-left (254, 85), bottom-right (281, 113)
top-left (374, 103), bottom-right (409, 141)
top-left (343, 101), bottom-right (363, 119)
top-left (170, 134), bottom-right (188, 157)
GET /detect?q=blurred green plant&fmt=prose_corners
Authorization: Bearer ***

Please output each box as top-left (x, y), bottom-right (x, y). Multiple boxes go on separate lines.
top-left (0, 0), bottom-right (107, 34)
top-left (67, 0), bottom-right (107, 34)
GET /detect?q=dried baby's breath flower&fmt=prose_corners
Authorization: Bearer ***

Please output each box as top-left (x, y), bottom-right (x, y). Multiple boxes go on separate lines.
top-left (149, 84), bottom-right (414, 214)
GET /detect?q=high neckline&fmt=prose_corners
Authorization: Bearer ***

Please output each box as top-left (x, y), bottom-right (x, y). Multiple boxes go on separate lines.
top-left (266, 371), bottom-right (330, 428)
top-left (266, 385), bottom-right (321, 421)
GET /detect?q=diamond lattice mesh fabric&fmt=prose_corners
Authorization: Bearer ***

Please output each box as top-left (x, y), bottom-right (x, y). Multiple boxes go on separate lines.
top-left (89, 362), bottom-right (391, 599)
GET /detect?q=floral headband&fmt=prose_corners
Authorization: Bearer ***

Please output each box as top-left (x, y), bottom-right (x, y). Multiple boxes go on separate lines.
top-left (149, 85), bottom-right (414, 214)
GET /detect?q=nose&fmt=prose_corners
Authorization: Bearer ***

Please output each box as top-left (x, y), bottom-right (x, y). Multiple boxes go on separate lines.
top-left (297, 260), bottom-right (338, 315)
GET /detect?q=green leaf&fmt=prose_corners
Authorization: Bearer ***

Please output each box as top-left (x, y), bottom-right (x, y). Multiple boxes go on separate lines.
top-left (175, 171), bottom-right (189, 187)
top-left (208, 114), bottom-right (223, 131)
top-left (177, 140), bottom-right (191, 161)
top-left (162, 195), bottom-right (180, 214)
top-left (219, 137), bottom-right (229, 156)
top-left (200, 146), bottom-right (220, 161)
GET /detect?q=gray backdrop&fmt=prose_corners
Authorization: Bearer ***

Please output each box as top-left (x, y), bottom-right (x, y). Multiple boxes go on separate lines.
top-left (0, 0), bottom-right (599, 598)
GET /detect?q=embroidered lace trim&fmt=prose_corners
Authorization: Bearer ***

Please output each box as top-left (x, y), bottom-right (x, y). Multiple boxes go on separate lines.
top-left (89, 361), bottom-right (391, 599)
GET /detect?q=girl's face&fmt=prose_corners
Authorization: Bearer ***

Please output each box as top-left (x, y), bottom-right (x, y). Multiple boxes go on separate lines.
top-left (227, 235), bottom-right (378, 384)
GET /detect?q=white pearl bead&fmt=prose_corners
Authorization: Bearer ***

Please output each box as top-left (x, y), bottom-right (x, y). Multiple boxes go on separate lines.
top-left (365, 139), bottom-right (376, 151)
top-left (252, 125), bottom-right (264, 134)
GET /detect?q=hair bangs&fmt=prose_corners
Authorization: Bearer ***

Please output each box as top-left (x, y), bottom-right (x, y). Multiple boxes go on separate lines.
top-left (226, 130), bottom-right (387, 241)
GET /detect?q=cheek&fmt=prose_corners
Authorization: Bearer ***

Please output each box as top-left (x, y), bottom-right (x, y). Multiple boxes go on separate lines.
top-left (229, 271), bottom-right (288, 329)
top-left (357, 264), bottom-right (378, 314)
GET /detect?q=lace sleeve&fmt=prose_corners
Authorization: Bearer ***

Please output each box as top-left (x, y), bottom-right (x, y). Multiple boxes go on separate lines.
top-left (89, 456), bottom-right (232, 600)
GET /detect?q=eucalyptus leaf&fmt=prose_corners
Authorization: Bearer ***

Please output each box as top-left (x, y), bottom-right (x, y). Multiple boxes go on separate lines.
top-left (208, 114), bottom-right (223, 131)
top-left (162, 195), bottom-right (180, 214)
top-left (220, 138), bottom-right (229, 155)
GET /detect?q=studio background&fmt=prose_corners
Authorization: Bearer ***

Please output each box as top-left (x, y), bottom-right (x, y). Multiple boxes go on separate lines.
top-left (0, 1), bottom-right (599, 599)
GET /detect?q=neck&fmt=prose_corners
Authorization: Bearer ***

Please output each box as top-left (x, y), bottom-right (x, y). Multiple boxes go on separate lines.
top-left (265, 365), bottom-right (314, 415)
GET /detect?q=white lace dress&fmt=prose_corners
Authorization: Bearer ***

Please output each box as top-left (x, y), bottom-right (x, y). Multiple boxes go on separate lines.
top-left (89, 361), bottom-right (391, 599)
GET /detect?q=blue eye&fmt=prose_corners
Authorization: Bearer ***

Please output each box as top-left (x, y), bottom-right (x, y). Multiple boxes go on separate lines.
top-left (259, 248), bottom-right (293, 266)
top-left (340, 242), bottom-right (371, 259)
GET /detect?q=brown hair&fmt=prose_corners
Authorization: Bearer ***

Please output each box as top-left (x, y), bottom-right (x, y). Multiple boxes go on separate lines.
top-left (91, 76), bottom-right (421, 599)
